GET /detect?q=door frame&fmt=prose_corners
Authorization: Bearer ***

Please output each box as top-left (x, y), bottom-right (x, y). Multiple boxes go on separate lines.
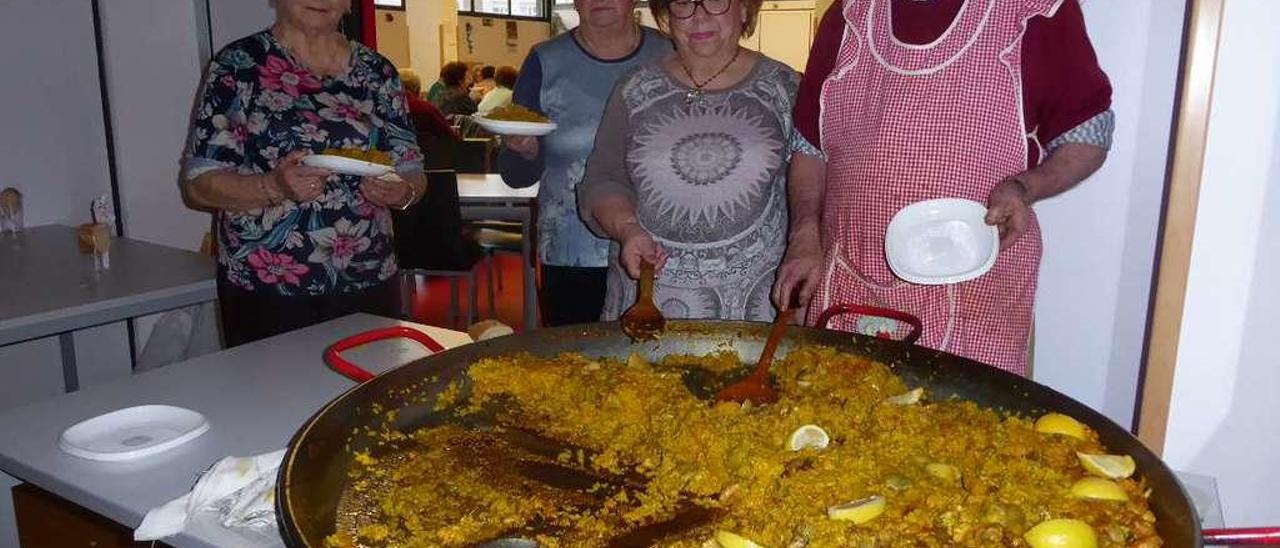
top-left (1134, 0), bottom-right (1225, 453)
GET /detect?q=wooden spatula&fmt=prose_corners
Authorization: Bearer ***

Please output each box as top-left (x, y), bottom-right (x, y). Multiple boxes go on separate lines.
top-left (620, 261), bottom-right (665, 342)
top-left (714, 307), bottom-right (796, 405)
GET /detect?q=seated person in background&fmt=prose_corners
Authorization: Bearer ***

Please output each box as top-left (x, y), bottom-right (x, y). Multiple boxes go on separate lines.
top-left (476, 66), bottom-right (517, 116)
top-left (469, 65), bottom-right (497, 102)
top-left (432, 61), bottom-right (478, 116)
top-left (398, 68), bottom-right (459, 142)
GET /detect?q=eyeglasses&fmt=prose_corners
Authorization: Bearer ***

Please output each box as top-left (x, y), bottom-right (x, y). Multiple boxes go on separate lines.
top-left (669, 0), bottom-right (732, 19)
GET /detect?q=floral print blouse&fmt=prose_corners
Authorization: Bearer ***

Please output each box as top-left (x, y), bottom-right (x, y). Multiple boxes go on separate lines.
top-left (183, 31), bottom-right (422, 296)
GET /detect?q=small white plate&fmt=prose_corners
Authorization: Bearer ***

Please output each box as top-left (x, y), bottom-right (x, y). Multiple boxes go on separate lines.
top-left (59, 405), bottom-right (210, 462)
top-left (301, 154), bottom-right (393, 177)
top-left (472, 115), bottom-right (557, 136)
top-left (885, 198), bottom-right (999, 285)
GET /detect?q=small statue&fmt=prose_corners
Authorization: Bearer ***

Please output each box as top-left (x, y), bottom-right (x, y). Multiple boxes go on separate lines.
top-left (0, 187), bottom-right (21, 235)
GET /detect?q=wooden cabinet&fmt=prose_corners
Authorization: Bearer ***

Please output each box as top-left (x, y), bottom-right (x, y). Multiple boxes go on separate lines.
top-left (741, 0), bottom-right (816, 72)
top-left (12, 483), bottom-right (170, 548)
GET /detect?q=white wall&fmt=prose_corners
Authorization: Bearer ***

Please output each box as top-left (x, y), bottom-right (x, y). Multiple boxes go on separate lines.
top-left (99, 0), bottom-right (209, 251)
top-left (1164, 0), bottom-right (1280, 526)
top-left (406, 0), bottom-right (453, 88)
top-left (1032, 1), bottom-right (1183, 427)
top-left (0, 1), bottom-right (114, 227)
top-left (209, 0), bottom-right (276, 51)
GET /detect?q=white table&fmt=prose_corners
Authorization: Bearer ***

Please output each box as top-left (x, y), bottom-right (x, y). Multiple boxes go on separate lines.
top-left (456, 173), bottom-right (540, 330)
top-left (0, 225), bottom-right (217, 391)
top-left (0, 313), bottom-right (471, 548)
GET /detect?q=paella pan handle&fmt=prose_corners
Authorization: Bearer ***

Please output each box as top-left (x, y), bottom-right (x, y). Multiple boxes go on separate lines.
top-left (323, 326), bottom-right (446, 383)
top-left (1203, 527), bottom-right (1280, 544)
top-left (815, 304), bottom-right (923, 344)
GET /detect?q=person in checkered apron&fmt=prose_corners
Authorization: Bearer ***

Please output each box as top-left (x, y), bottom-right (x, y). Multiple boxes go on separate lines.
top-left (772, 0), bottom-right (1113, 376)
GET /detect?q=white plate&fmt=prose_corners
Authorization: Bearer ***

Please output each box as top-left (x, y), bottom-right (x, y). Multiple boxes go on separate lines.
top-left (59, 405), bottom-right (210, 462)
top-left (472, 115), bottom-right (557, 136)
top-left (300, 154), bottom-right (393, 177)
top-left (885, 198), bottom-right (999, 285)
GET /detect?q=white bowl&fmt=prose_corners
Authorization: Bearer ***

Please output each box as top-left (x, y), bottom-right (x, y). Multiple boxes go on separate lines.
top-left (472, 115), bottom-right (557, 136)
top-left (59, 405), bottom-right (209, 462)
top-left (301, 154), bottom-right (394, 177)
top-left (885, 198), bottom-right (999, 285)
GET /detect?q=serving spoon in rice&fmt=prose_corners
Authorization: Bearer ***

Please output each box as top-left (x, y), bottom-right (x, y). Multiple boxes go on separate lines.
top-left (714, 306), bottom-right (797, 405)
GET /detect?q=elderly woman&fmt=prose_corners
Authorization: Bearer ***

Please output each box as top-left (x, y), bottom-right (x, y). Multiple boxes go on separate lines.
top-left (432, 61), bottom-right (477, 116)
top-left (773, 0), bottom-right (1113, 375)
top-left (181, 0), bottom-right (426, 347)
top-left (579, 0), bottom-right (820, 322)
top-left (498, 0), bottom-right (671, 327)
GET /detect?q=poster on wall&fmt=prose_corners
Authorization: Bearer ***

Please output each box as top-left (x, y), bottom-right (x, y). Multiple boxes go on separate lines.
top-left (505, 21), bottom-right (519, 51)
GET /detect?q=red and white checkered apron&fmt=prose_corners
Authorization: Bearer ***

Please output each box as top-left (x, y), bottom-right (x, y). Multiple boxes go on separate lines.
top-left (808, 0), bottom-right (1062, 376)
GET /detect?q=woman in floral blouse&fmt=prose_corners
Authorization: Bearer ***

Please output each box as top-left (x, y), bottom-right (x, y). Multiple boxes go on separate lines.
top-left (181, 0), bottom-right (426, 347)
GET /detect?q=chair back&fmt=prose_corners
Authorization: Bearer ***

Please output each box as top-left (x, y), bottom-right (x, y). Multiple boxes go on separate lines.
top-left (391, 170), bottom-right (481, 272)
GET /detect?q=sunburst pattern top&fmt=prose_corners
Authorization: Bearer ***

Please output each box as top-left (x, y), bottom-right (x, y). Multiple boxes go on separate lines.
top-left (579, 55), bottom-right (820, 322)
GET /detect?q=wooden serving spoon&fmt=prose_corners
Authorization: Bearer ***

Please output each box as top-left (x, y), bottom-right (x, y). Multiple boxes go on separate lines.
top-left (620, 261), bottom-right (665, 342)
top-left (715, 307), bottom-right (797, 405)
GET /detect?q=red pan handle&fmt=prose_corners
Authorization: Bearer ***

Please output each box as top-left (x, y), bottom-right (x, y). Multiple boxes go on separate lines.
top-left (1203, 527), bottom-right (1280, 544)
top-left (816, 304), bottom-right (923, 345)
top-left (323, 326), bottom-right (445, 383)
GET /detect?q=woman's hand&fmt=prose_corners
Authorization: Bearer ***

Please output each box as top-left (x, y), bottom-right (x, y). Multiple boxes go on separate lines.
top-left (272, 151), bottom-right (330, 202)
top-left (985, 175), bottom-right (1034, 249)
top-left (361, 177), bottom-right (414, 208)
top-left (619, 223), bottom-right (668, 279)
top-left (773, 231), bottom-right (824, 309)
top-left (504, 136), bottom-right (540, 161)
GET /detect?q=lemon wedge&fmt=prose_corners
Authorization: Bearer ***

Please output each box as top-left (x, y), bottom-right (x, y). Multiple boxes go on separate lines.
top-left (1069, 477), bottom-right (1128, 501)
top-left (787, 424), bottom-right (830, 451)
top-left (827, 495), bottom-right (886, 524)
top-left (1076, 453), bottom-right (1136, 479)
top-left (1024, 518), bottom-right (1097, 548)
top-left (1034, 413), bottom-right (1087, 440)
top-left (926, 463), bottom-right (961, 483)
top-left (885, 387), bottom-right (924, 405)
top-left (715, 530), bottom-right (764, 548)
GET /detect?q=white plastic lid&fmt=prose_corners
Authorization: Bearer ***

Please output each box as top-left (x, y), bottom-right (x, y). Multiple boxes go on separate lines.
top-left (59, 405), bottom-right (209, 462)
top-left (885, 198), bottom-right (999, 285)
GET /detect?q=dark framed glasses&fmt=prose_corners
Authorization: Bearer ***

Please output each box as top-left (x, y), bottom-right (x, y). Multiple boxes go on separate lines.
top-left (669, 0), bottom-right (732, 19)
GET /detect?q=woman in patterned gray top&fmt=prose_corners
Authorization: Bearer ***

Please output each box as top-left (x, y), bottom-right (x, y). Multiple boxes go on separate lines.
top-left (579, 0), bottom-right (820, 322)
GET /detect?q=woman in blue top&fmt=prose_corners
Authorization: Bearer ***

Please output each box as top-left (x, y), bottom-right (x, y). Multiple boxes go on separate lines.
top-left (499, 0), bottom-right (671, 326)
top-left (181, 0), bottom-right (425, 346)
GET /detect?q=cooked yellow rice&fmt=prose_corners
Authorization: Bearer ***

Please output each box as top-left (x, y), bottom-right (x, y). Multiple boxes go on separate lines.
top-left (327, 346), bottom-right (1161, 547)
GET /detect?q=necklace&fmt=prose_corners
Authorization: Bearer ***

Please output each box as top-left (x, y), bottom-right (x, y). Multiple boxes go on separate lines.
top-left (678, 47), bottom-right (742, 105)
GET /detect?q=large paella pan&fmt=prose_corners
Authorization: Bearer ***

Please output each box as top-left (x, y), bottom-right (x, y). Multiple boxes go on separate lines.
top-left (277, 319), bottom-right (1204, 547)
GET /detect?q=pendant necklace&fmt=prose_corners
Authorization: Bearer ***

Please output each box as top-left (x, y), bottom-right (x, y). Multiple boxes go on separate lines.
top-left (679, 47), bottom-right (742, 105)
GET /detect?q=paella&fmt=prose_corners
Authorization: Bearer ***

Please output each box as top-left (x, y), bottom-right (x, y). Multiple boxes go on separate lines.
top-left (324, 346), bottom-right (1160, 547)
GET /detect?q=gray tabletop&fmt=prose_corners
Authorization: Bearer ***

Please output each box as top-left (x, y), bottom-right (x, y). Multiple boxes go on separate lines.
top-left (0, 313), bottom-right (471, 548)
top-left (0, 224), bottom-right (216, 346)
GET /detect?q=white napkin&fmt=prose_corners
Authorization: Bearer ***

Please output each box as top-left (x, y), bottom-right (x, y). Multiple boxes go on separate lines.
top-left (135, 449), bottom-right (286, 541)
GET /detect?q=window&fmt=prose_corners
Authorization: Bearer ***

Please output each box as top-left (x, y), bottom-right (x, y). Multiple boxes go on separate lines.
top-left (458, 0), bottom-right (550, 19)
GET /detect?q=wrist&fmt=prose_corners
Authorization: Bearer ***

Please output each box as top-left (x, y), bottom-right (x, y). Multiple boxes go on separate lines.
top-left (787, 219), bottom-right (821, 246)
top-left (394, 181), bottom-right (417, 211)
top-left (258, 174), bottom-right (283, 205)
top-left (1008, 172), bottom-right (1048, 206)
top-left (614, 219), bottom-right (646, 243)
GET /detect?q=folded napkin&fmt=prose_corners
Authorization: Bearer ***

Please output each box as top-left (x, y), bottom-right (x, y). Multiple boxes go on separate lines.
top-left (135, 449), bottom-right (285, 541)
